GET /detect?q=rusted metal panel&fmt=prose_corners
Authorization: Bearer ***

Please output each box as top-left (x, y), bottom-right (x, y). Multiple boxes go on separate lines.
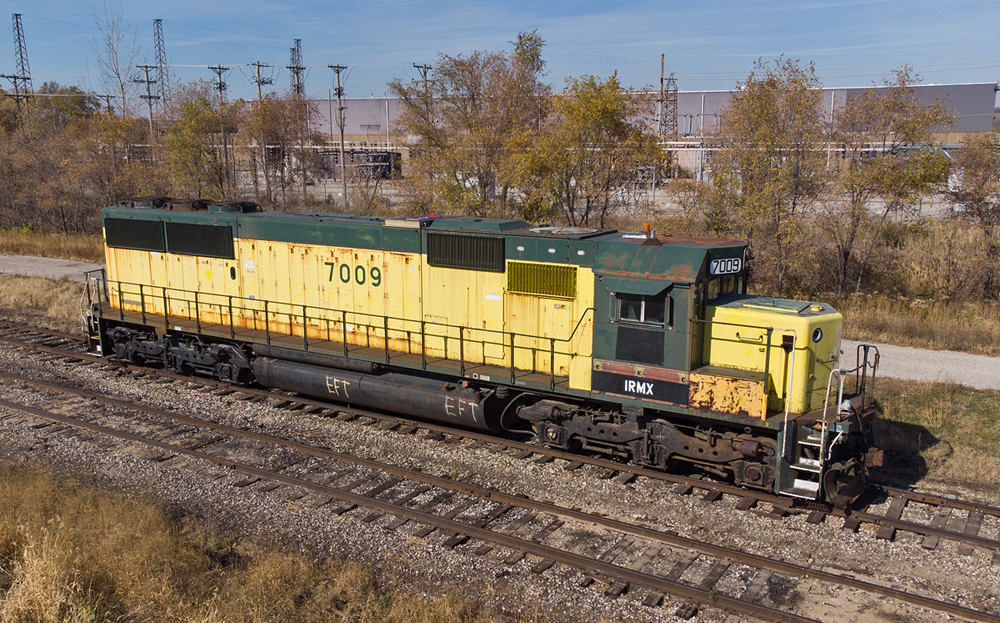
top-left (688, 372), bottom-right (766, 419)
top-left (594, 359), bottom-right (689, 384)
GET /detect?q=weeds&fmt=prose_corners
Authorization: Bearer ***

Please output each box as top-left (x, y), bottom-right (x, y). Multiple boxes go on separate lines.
top-left (873, 377), bottom-right (1000, 488)
top-left (0, 229), bottom-right (103, 263)
top-left (0, 466), bottom-right (501, 623)
top-left (0, 275), bottom-right (84, 333)
top-left (833, 293), bottom-right (1000, 356)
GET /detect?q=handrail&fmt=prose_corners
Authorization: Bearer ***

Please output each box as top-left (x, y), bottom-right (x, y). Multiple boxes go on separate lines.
top-left (99, 277), bottom-right (593, 349)
top-left (92, 277), bottom-right (593, 381)
top-left (819, 344), bottom-right (879, 464)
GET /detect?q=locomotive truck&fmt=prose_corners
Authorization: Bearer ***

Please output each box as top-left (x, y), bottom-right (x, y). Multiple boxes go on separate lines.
top-left (83, 198), bottom-right (882, 507)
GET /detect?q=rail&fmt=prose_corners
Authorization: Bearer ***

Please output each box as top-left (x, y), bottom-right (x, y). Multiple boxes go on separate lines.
top-left (85, 273), bottom-right (593, 391)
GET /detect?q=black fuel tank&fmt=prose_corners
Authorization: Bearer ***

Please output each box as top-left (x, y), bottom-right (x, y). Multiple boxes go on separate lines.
top-left (252, 357), bottom-right (504, 433)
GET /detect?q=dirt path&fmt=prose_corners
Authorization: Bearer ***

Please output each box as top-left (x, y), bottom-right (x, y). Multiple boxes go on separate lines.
top-left (0, 255), bottom-right (102, 282)
top-left (843, 340), bottom-right (999, 391)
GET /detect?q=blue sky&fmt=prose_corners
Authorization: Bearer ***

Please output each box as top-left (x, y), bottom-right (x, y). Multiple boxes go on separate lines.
top-left (4, 0), bottom-right (1000, 102)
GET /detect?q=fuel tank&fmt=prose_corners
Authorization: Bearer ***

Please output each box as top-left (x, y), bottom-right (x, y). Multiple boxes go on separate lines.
top-left (252, 357), bottom-right (506, 433)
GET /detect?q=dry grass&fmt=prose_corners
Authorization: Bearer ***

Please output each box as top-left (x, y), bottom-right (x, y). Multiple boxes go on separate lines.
top-left (0, 229), bottom-right (104, 263)
top-left (0, 466), bottom-right (501, 623)
top-left (831, 293), bottom-right (1000, 356)
top-left (0, 275), bottom-right (85, 333)
top-left (872, 377), bottom-right (1000, 489)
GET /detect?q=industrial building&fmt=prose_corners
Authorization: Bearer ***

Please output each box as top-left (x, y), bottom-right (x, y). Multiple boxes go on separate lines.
top-left (304, 82), bottom-right (997, 181)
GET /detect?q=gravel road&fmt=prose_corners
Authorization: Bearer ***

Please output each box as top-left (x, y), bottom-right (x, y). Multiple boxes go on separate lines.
top-left (843, 340), bottom-right (1000, 391)
top-left (0, 255), bottom-right (102, 281)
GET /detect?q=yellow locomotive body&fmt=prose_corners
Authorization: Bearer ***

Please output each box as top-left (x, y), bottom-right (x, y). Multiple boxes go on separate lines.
top-left (89, 202), bottom-right (879, 506)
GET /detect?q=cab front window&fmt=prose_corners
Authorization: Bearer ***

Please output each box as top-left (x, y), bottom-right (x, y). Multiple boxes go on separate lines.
top-left (705, 275), bottom-right (744, 303)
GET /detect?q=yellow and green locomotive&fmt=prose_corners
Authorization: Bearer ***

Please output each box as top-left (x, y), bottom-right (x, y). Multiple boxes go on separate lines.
top-left (84, 199), bottom-right (881, 507)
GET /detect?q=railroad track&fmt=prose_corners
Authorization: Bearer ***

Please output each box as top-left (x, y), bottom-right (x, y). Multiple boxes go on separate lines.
top-left (1, 320), bottom-right (998, 622)
top-left (2, 319), bottom-right (998, 563)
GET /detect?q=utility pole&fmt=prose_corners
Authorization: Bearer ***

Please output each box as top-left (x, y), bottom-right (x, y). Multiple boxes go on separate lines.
top-left (249, 61), bottom-right (273, 101)
top-left (288, 39), bottom-right (304, 96)
top-left (134, 64), bottom-right (160, 157)
top-left (249, 61), bottom-right (274, 201)
top-left (288, 40), bottom-right (306, 200)
top-left (97, 94), bottom-right (116, 113)
top-left (209, 65), bottom-right (232, 195)
top-left (329, 64), bottom-right (348, 207)
top-left (153, 19), bottom-right (169, 113)
top-left (1, 14), bottom-right (33, 126)
top-left (652, 54), bottom-right (664, 204)
top-left (413, 63), bottom-right (432, 124)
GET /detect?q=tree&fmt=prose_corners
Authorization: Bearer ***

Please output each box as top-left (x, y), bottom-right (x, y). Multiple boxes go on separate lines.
top-left (92, 6), bottom-right (139, 117)
top-left (163, 82), bottom-right (242, 199)
top-left (822, 67), bottom-right (953, 294)
top-left (512, 73), bottom-right (663, 226)
top-left (390, 31), bottom-right (549, 217)
top-left (710, 58), bottom-right (826, 296)
top-left (35, 82), bottom-right (101, 126)
top-left (240, 93), bottom-right (318, 209)
top-left (946, 132), bottom-right (1000, 298)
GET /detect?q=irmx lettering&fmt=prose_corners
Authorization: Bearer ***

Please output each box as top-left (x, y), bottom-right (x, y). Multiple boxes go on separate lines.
top-left (624, 379), bottom-right (654, 396)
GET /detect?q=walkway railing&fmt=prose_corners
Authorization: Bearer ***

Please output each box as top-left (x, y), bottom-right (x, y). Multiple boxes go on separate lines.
top-left (85, 272), bottom-right (593, 391)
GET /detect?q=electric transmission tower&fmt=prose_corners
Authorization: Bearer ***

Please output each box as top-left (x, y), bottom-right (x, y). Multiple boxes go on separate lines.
top-left (153, 19), bottom-right (169, 112)
top-left (1, 13), bottom-right (33, 118)
top-left (663, 72), bottom-right (678, 141)
top-left (288, 39), bottom-right (304, 96)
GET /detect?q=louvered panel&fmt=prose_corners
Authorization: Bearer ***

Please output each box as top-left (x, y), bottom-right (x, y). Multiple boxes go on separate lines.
top-left (426, 233), bottom-right (504, 272)
top-left (104, 218), bottom-right (165, 252)
top-left (507, 262), bottom-right (577, 299)
top-left (164, 222), bottom-right (235, 259)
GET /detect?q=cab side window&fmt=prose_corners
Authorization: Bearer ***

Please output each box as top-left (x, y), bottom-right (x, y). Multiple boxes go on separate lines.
top-left (617, 292), bottom-right (671, 326)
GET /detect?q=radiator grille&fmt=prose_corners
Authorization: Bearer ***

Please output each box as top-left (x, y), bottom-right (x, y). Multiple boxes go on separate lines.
top-left (507, 262), bottom-right (577, 299)
top-left (426, 233), bottom-right (505, 272)
top-left (165, 222), bottom-right (235, 259)
top-left (104, 218), bottom-right (165, 252)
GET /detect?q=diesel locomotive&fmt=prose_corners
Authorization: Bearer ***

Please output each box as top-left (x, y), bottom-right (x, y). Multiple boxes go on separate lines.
top-left (83, 199), bottom-right (882, 507)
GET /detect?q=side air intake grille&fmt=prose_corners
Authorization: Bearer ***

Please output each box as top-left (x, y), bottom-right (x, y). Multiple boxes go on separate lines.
top-left (165, 222), bottom-right (235, 259)
top-left (507, 262), bottom-right (577, 299)
top-left (104, 218), bottom-right (165, 252)
top-left (426, 233), bottom-right (505, 272)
